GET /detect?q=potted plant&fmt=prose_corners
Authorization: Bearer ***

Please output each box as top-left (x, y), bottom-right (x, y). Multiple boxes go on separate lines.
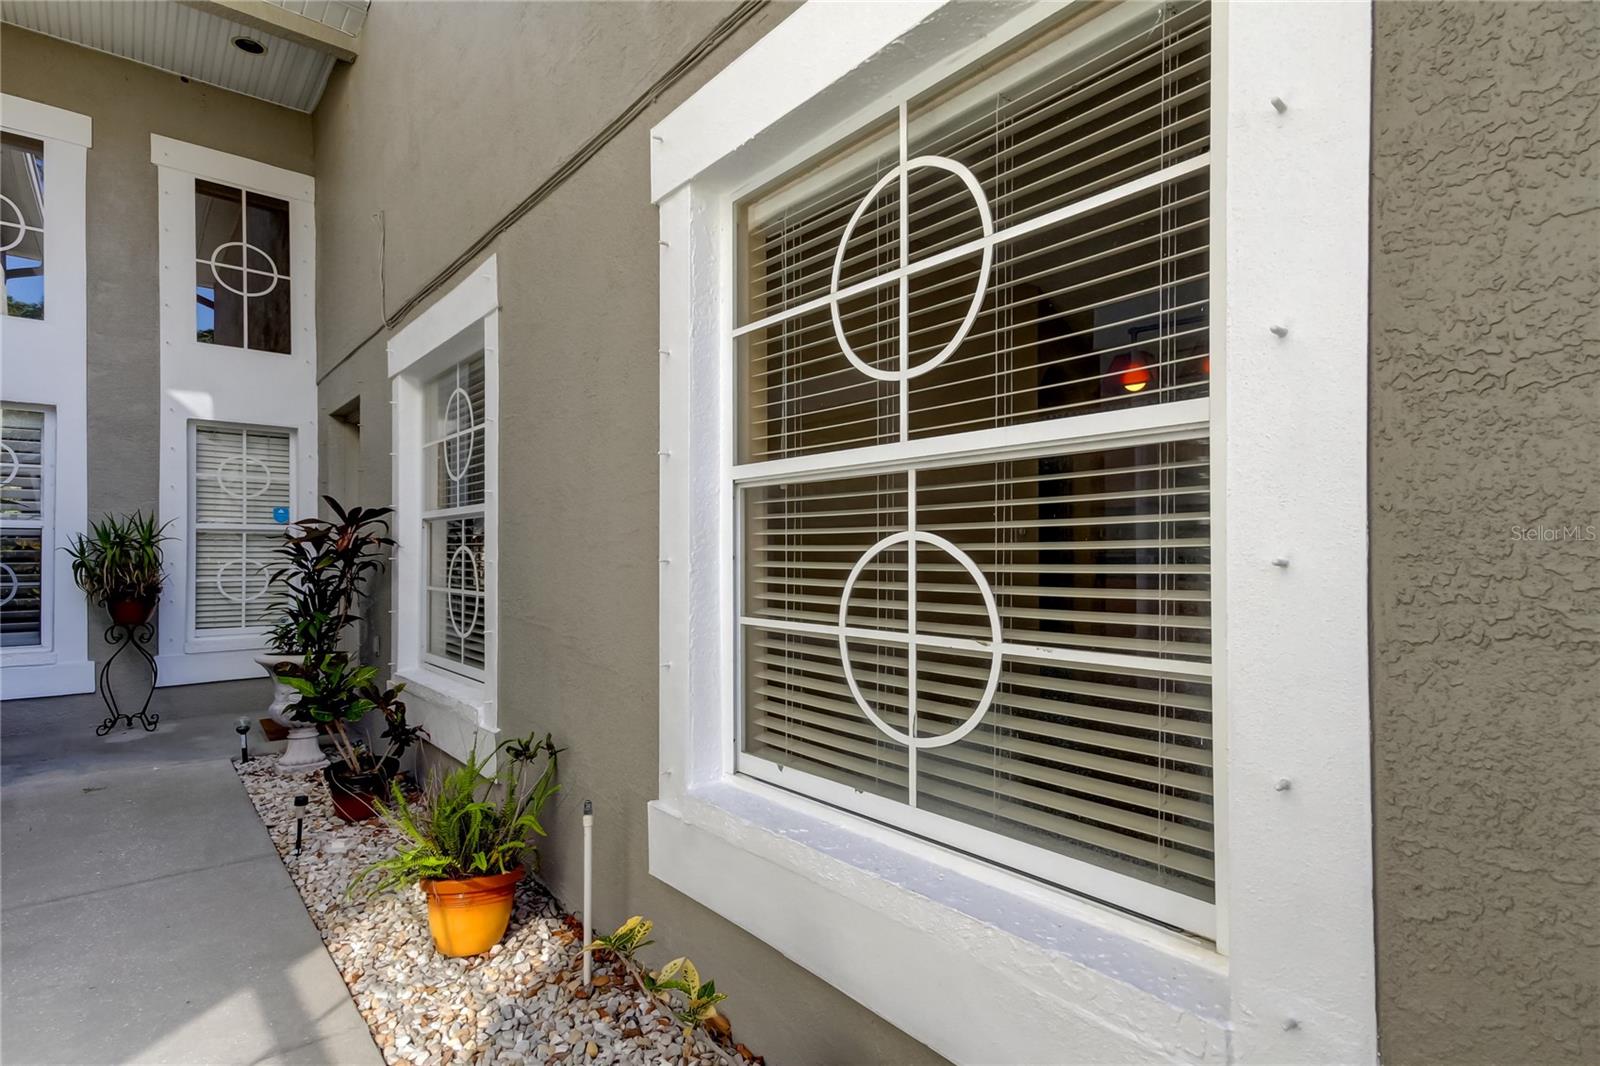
top-left (277, 655), bottom-right (425, 822)
top-left (64, 511), bottom-right (171, 625)
top-left (350, 732), bottom-right (561, 957)
top-left (259, 497), bottom-right (393, 773)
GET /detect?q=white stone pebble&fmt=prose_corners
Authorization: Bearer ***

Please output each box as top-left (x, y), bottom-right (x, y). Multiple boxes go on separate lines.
top-left (236, 756), bottom-right (742, 1066)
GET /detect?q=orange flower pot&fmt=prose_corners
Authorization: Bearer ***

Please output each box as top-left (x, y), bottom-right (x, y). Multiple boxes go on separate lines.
top-left (421, 867), bottom-right (523, 957)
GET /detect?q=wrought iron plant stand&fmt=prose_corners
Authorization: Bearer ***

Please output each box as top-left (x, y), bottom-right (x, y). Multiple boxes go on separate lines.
top-left (95, 621), bottom-right (160, 734)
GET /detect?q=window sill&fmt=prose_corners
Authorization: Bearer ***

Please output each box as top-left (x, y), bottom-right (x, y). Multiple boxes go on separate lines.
top-left (393, 665), bottom-right (496, 766)
top-left (648, 777), bottom-right (1229, 1064)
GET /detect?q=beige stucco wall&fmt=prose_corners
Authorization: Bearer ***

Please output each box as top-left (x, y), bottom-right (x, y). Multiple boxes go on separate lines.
top-left (0, 25), bottom-right (313, 669)
top-left (311, 4), bottom-right (938, 1061)
top-left (1370, 3), bottom-right (1600, 1063)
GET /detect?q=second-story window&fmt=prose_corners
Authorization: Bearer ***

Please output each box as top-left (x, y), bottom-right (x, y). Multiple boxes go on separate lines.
top-left (1, 133), bottom-right (45, 320)
top-left (194, 180), bottom-right (291, 353)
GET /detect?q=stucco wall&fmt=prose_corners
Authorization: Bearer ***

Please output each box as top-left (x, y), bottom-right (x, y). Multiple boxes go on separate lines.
top-left (1370, 3), bottom-right (1600, 1063)
top-left (311, 4), bottom-right (938, 1061)
top-left (0, 26), bottom-right (313, 667)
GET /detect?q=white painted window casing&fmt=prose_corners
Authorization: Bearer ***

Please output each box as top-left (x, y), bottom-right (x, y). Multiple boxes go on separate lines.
top-left (388, 255), bottom-right (500, 764)
top-left (0, 94), bottom-right (92, 699)
top-left (151, 135), bottom-right (317, 686)
top-left (189, 424), bottom-right (294, 637)
top-left (651, 1), bottom-right (1375, 1063)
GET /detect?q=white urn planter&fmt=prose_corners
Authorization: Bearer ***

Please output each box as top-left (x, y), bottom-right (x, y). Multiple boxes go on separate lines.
top-left (254, 653), bottom-right (327, 773)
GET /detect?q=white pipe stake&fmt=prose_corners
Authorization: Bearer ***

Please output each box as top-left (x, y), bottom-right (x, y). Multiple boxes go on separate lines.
top-left (582, 800), bottom-right (594, 986)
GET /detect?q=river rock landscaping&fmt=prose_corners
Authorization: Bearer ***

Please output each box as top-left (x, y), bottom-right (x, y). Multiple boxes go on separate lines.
top-left (235, 755), bottom-right (738, 1066)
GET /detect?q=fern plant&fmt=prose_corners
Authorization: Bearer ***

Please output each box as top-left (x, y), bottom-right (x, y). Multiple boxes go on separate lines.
top-left (348, 731), bottom-right (560, 895)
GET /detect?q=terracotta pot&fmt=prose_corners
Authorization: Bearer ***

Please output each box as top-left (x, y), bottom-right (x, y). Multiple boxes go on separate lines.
top-left (324, 758), bottom-right (399, 823)
top-left (422, 867), bottom-right (523, 957)
top-left (108, 597), bottom-right (154, 626)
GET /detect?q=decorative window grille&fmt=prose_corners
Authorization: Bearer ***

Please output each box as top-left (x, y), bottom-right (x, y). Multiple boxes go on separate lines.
top-left (0, 405), bottom-right (49, 647)
top-left (1, 133), bottom-right (45, 320)
top-left (193, 180), bottom-right (292, 353)
top-left (734, 1), bottom-right (1213, 932)
top-left (422, 353), bottom-right (487, 678)
top-left (191, 425), bottom-right (292, 633)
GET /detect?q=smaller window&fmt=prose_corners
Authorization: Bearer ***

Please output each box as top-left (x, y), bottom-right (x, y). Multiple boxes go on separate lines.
top-left (1, 133), bottom-right (45, 320)
top-left (194, 180), bottom-right (292, 353)
top-left (0, 405), bottom-right (49, 647)
top-left (421, 354), bottom-right (487, 679)
top-left (191, 424), bottom-right (293, 634)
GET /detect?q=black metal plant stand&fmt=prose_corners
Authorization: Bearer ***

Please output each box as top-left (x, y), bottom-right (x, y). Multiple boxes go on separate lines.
top-left (95, 622), bottom-right (160, 735)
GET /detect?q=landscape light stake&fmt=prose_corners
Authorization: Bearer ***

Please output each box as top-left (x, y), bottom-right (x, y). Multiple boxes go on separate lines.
top-left (235, 718), bottom-right (251, 763)
top-left (294, 795), bottom-right (308, 853)
top-left (582, 799), bottom-right (594, 986)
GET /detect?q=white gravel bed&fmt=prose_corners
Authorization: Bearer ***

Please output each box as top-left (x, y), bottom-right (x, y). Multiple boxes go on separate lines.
top-left (235, 755), bottom-right (732, 1066)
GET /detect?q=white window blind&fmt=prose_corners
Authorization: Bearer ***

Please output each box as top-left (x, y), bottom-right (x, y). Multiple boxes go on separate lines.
top-left (192, 425), bottom-right (292, 633)
top-left (733, 1), bottom-right (1214, 933)
top-left (0, 406), bottom-right (48, 647)
top-left (422, 353), bottom-right (487, 678)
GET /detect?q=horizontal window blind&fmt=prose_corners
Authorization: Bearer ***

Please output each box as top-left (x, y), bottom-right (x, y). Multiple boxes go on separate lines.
top-left (422, 354), bottom-right (488, 678)
top-left (731, 1), bottom-right (1215, 932)
top-left (0, 406), bottom-right (47, 648)
top-left (192, 425), bottom-right (291, 632)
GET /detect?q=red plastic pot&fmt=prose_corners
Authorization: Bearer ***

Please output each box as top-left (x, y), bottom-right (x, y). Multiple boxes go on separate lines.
top-left (324, 758), bottom-right (399, 823)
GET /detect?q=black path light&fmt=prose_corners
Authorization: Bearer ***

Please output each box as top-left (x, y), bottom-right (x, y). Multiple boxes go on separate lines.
top-left (294, 794), bottom-right (308, 854)
top-left (235, 717), bottom-right (251, 763)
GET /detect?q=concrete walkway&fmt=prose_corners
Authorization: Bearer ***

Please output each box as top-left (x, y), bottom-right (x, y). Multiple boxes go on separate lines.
top-left (1, 681), bottom-right (382, 1066)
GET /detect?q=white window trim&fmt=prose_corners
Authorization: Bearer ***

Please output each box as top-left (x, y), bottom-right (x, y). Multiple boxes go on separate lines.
top-left (388, 254), bottom-right (500, 765)
top-left (0, 95), bottom-right (93, 699)
top-left (152, 135), bottom-right (317, 686)
top-left (651, 3), bottom-right (1375, 1063)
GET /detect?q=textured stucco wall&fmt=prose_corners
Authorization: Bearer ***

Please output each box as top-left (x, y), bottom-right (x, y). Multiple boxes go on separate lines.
top-left (0, 26), bottom-right (313, 667)
top-left (1370, 3), bottom-right (1600, 1063)
top-left (311, 4), bottom-right (938, 1061)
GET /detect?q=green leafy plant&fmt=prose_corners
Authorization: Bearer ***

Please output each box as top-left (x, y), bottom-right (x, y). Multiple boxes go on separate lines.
top-left (64, 511), bottom-right (171, 606)
top-left (348, 732), bottom-right (561, 896)
top-left (268, 496), bottom-right (393, 661)
top-left (276, 656), bottom-right (422, 775)
top-left (588, 916), bottom-right (732, 1053)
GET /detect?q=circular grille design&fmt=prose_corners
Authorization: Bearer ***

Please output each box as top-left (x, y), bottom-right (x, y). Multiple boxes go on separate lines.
top-left (207, 241), bottom-right (283, 298)
top-left (0, 563), bottom-right (17, 608)
top-left (215, 558), bottom-right (272, 604)
top-left (441, 387), bottom-right (477, 484)
top-left (0, 195), bottom-right (26, 253)
top-left (446, 544), bottom-right (482, 640)
top-left (837, 530), bottom-right (1004, 750)
top-left (827, 156), bottom-right (994, 382)
top-left (214, 454), bottom-right (275, 500)
top-left (0, 442), bottom-right (17, 487)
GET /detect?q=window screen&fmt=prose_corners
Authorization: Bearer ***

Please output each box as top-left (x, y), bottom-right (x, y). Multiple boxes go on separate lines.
top-left (0, 406), bottom-right (48, 647)
top-left (422, 353), bottom-right (487, 678)
top-left (2, 134), bottom-right (45, 320)
top-left (194, 180), bottom-right (292, 353)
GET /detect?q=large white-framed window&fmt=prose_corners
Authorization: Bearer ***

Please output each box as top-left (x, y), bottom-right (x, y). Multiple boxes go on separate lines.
top-left (388, 256), bottom-right (500, 763)
top-left (189, 423), bottom-right (294, 643)
top-left (651, 2), bottom-right (1375, 1063)
top-left (152, 136), bottom-right (316, 685)
top-left (0, 404), bottom-right (53, 651)
top-left (0, 95), bottom-right (92, 699)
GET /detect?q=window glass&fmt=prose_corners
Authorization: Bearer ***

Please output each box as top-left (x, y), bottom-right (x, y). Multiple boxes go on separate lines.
top-left (421, 354), bottom-right (488, 678)
top-left (731, 1), bottom-right (1214, 927)
top-left (194, 180), bottom-right (292, 353)
top-left (0, 406), bottom-right (47, 647)
top-left (191, 425), bottom-right (292, 632)
top-left (1, 134), bottom-right (45, 320)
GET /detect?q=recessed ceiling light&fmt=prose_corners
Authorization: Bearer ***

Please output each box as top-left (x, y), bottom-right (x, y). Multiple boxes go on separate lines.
top-left (232, 36), bottom-right (266, 55)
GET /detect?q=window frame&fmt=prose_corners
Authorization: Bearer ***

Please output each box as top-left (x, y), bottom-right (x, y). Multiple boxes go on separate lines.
top-left (0, 95), bottom-right (92, 698)
top-left (388, 256), bottom-right (500, 764)
top-left (650, 2), bottom-right (1376, 1062)
top-left (186, 421), bottom-right (297, 647)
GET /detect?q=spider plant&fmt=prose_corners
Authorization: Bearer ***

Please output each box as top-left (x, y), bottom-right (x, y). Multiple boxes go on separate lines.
top-left (349, 731), bottom-right (561, 896)
top-left (64, 511), bottom-right (171, 606)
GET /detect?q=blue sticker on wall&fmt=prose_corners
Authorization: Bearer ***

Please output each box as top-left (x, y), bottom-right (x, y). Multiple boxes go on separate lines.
top-left (273, 506), bottom-right (291, 524)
